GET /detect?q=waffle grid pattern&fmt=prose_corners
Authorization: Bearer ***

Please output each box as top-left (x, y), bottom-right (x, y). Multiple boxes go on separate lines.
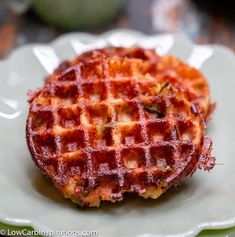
top-left (26, 50), bottom-right (214, 206)
top-left (29, 60), bottom-right (201, 190)
top-left (74, 47), bottom-right (211, 119)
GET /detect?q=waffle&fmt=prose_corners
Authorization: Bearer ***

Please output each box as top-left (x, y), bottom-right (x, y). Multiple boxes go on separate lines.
top-left (70, 47), bottom-right (212, 119)
top-left (26, 49), bottom-right (215, 207)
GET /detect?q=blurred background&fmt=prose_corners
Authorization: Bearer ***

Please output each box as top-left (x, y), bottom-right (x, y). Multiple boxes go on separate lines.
top-left (0, 0), bottom-right (234, 59)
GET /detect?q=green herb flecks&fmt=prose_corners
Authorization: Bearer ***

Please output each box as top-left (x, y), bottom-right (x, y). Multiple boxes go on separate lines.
top-left (159, 82), bottom-right (170, 93)
top-left (98, 121), bottom-right (119, 133)
top-left (144, 105), bottom-right (165, 118)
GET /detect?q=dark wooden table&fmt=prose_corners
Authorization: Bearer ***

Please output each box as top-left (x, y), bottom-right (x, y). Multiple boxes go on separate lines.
top-left (0, 0), bottom-right (235, 236)
top-left (0, 0), bottom-right (235, 59)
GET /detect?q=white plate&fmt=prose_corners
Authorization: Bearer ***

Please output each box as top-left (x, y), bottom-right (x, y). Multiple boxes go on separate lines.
top-left (0, 29), bottom-right (235, 237)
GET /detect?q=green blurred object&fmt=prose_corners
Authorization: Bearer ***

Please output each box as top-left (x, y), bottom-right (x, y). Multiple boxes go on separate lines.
top-left (32, 0), bottom-right (126, 30)
top-left (0, 221), bottom-right (42, 237)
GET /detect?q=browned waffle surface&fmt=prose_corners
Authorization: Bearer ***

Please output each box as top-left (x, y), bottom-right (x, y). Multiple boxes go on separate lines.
top-left (69, 47), bottom-right (211, 119)
top-left (26, 49), bottom-right (215, 207)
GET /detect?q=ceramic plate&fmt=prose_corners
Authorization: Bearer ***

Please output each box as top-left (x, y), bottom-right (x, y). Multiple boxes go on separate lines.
top-left (0, 29), bottom-right (235, 237)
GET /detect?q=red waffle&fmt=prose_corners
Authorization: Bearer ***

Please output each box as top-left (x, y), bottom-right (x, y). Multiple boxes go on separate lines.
top-left (70, 47), bottom-right (212, 119)
top-left (26, 49), bottom-right (215, 207)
